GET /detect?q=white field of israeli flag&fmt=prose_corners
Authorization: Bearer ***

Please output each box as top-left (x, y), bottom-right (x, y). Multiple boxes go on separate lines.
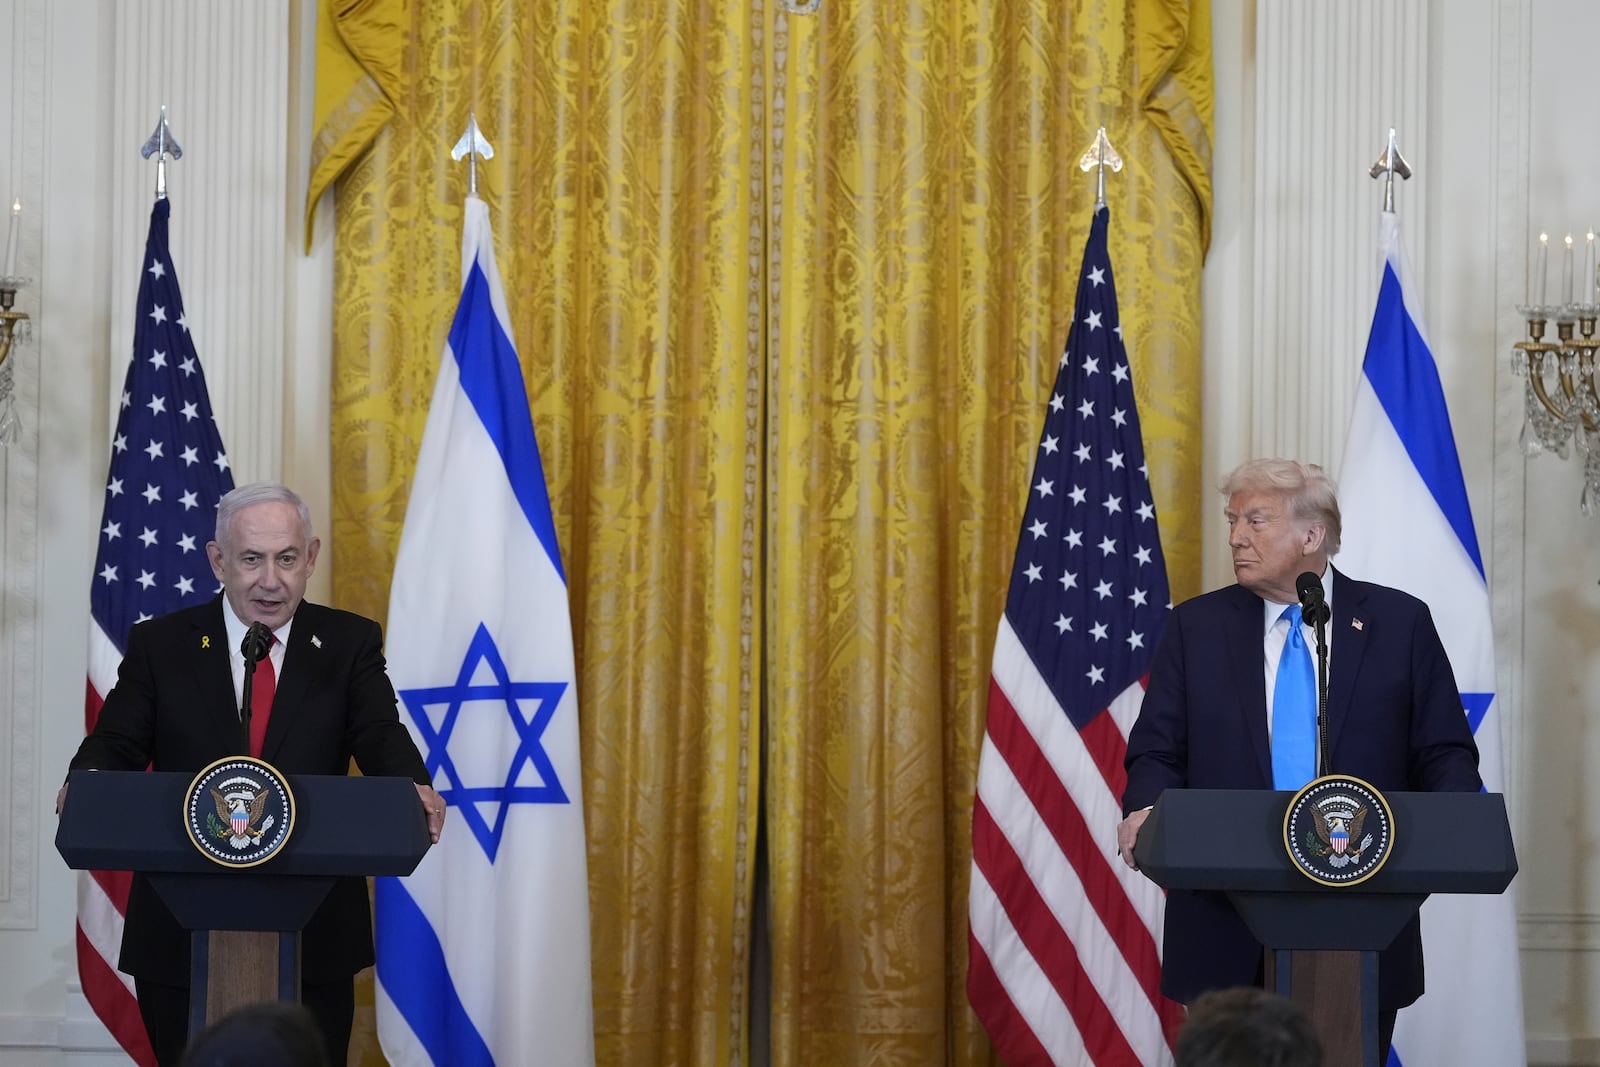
top-left (1335, 211), bottom-right (1525, 1067)
top-left (375, 195), bottom-right (595, 1066)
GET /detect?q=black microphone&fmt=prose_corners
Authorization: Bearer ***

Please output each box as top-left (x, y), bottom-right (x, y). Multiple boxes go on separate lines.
top-left (1295, 570), bottom-right (1332, 779)
top-left (1295, 571), bottom-right (1330, 626)
top-left (241, 621), bottom-right (273, 665)
top-left (239, 622), bottom-right (272, 755)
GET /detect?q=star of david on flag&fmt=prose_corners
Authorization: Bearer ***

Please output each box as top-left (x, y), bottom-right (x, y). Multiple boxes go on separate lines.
top-left (1334, 209), bottom-right (1525, 1067)
top-left (399, 622), bottom-right (569, 862)
top-left (375, 194), bottom-right (595, 1067)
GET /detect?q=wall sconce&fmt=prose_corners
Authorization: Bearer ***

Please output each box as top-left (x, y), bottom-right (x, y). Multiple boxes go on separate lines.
top-left (0, 197), bottom-right (29, 445)
top-left (1512, 230), bottom-right (1600, 512)
top-left (0, 281), bottom-right (30, 446)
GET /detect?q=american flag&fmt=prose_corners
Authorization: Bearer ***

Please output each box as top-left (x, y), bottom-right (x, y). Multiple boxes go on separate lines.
top-left (78, 197), bottom-right (233, 1067)
top-left (967, 206), bottom-right (1185, 1065)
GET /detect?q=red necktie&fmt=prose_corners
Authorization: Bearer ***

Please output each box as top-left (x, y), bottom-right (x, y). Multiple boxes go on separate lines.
top-left (249, 636), bottom-right (277, 758)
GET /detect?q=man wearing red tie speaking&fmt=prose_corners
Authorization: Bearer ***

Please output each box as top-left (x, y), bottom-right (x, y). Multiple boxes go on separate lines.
top-left (61, 482), bottom-right (447, 1067)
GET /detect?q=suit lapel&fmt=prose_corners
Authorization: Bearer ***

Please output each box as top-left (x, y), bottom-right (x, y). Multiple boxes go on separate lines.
top-left (192, 599), bottom-right (241, 753)
top-left (1225, 585), bottom-right (1274, 785)
top-left (1324, 566), bottom-right (1368, 762)
top-left (262, 602), bottom-right (322, 763)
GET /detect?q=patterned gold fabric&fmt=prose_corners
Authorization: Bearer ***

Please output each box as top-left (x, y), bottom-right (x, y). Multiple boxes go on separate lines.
top-left (763, 4), bottom-right (1209, 1064)
top-left (321, 0), bottom-right (1209, 1063)
top-left (305, 0), bottom-right (405, 251)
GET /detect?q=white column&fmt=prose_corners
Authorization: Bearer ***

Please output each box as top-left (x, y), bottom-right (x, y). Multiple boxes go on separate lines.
top-left (109, 1), bottom-right (290, 485)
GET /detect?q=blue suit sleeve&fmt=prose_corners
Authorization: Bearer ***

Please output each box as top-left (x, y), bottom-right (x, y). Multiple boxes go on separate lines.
top-left (1124, 608), bottom-right (1190, 814)
top-left (1406, 602), bottom-right (1482, 792)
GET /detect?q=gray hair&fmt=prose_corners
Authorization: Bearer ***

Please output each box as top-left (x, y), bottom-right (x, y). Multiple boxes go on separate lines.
top-left (214, 483), bottom-right (315, 549)
top-left (1219, 458), bottom-right (1342, 556)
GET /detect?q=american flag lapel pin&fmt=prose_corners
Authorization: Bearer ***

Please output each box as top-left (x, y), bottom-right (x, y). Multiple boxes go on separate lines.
top-left (1352, 617), bottom-right (1365, 631)
top-left (311, 634), bottom-right (322, 649)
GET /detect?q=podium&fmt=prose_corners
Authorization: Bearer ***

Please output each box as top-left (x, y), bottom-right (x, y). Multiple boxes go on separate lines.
top-left (56, 769), bottom-right (431, 1036)
top-left (1135, 788), bottom-right (1517, 1067)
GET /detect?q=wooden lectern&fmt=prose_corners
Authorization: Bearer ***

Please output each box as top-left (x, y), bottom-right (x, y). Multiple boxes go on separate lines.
top-left (1135, 788), bottom-right (1517, 1067)
top-left (57, 769), bottom-right (431, 1036)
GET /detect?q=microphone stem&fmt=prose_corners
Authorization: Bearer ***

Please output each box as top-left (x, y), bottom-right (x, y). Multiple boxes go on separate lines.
top-left (240, 656), bottom-right (255, 755)
top-left (1314, 617), bottom-right (1329, 777)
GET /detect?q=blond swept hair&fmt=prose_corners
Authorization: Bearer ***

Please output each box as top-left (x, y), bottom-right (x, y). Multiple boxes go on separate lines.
top-left (1218, 459), bottom-right (1341, 555)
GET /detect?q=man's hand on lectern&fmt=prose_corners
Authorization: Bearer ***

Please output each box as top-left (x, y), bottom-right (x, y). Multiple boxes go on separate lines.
top-left (416, 783), bottom-right (446, 844)
top-left (1116, 807), bottom-right (1151, 870)
top-left (55, 784), bottom-right (67, 816)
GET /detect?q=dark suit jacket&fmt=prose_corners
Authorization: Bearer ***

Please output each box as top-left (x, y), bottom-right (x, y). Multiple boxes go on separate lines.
top-left (69, 597), bottom-right (429, 985)
top-left (1122, 568), bottom-right (1481, 1010)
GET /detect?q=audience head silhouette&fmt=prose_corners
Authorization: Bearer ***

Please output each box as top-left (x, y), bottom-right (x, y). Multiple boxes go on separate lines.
top-left (179, 1002), bottom-right (330, 1067)
top-left (1175, 986), bottom-right (1324, 1067)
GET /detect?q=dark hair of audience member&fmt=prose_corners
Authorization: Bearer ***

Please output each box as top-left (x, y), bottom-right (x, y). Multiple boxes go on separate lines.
top-left (1175, 986), bottom-right (1324, 1067)
top-left (179, 1001), bottom-right (331, 1067)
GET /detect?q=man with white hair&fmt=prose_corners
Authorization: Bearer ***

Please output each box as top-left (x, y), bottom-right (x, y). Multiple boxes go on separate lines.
top-left (65, 482), bottom-right (447, 1067)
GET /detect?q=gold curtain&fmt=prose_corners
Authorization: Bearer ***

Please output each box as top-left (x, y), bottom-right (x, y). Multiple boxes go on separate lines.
top-left (764, 2), bottom-right (1209, 1064)
top-left (317, 0), bottom-right (1209, 1064)
top-left (320, 1), bottom-right (764, 1063)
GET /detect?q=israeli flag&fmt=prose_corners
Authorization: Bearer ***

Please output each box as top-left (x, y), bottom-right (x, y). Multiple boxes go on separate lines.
top-left (1335, 211), bottom-right (1525, 1067)
top-left (375, 195), bottom-right (595, 1066)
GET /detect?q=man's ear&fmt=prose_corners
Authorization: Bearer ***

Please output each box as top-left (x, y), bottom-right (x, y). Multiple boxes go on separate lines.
top-left (1301, 522), bottom-right (1327, 555)
top-left (206, 541), bottom-right (225, 581)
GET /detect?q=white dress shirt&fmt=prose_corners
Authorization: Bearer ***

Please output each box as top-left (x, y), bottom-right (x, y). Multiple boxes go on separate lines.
top-left (219, 596), bottom-right (293, 713)
top-left (1261, 567), bottom-right (1334, 740)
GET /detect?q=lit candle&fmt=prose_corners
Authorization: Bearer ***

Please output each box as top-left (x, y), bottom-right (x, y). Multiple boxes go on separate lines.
top-left (1537, 232), bottom-right (1549, 305)
top-left (1564, 234), bottom-right (1575, 305)
top-left (1586, 232), bottom-right (1595, 306)
top-left (2, 200), bottom-right (18, 279)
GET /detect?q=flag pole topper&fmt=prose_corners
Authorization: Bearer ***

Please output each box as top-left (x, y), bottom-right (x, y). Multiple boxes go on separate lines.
top-left (451, 112), bottom-right (495, 197)
top-left (140, 105), bottom-right (183, 203)
top-left (1077, 127), bottom-right (1124, 211)
top-left (1369, 127), bottom-right (1412, 215)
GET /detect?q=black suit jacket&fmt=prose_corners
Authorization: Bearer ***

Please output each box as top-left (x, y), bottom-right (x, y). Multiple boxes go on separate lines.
top-left (1122, 568), bottom-right (1481, 1010)
top-left (70, 597), bottom-right (429, 985)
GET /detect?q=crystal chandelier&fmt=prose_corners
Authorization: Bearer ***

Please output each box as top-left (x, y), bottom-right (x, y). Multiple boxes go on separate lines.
top-left (1512, 231), bottom-right (1600, 513)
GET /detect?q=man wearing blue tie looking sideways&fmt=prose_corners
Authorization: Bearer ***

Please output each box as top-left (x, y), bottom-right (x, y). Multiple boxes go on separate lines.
top-left (1114, 458), bottom-right (1481, 1060)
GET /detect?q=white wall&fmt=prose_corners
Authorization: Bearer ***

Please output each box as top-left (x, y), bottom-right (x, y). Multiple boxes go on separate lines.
top-left (0, 1), bottom-right (329, 1062)
top-left (1208, 1), bottom-right (1597, 1064)
top-left (3, 0), bottom-right (1598, 1064)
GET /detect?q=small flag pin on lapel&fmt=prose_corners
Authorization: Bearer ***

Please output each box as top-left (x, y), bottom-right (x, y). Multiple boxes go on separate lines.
top-left (311, 635), bottom-right (322, 649)
top-left (1352, 618), bottom-right (1365, 631)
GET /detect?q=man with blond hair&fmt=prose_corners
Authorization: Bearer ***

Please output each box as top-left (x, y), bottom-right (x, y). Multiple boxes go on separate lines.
top-left (1115, 458), bottom-right (1480, 1059)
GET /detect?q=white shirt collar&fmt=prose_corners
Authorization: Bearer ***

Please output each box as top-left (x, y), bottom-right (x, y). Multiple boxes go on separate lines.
top-left (1260, 566), bottom-right (1335, 634)
top-left (220, 595), bottom-right (295, 654)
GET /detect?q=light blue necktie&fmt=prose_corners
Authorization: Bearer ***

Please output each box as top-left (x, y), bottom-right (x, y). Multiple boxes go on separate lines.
top-left (1271, 604), bottom-right (1316, 789)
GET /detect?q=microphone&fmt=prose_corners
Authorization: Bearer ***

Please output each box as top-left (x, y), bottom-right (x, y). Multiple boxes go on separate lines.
top-left (1295, 570), bottom-right (1332, 779)
top-left (239, 622), bottom-right (272, 756)
top-left (1295, 571), bottom-right (1330, 626)
top-left (241, 621), bottom-right (273, 665)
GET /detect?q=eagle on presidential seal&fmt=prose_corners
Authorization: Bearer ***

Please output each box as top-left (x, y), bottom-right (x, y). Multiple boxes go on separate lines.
top-left (208, 787), bottom-right (276, 850)
top-left (1308, 795), bottom-right (1375, 869)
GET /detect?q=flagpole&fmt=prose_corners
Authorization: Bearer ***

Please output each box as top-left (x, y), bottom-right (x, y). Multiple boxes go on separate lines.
top-left (140, 105), bottom-right (183, 202)
top-left (451, 112), bottom-right (495, 196)
top-left (1368, 127), bottom-right (1412, 214)
top-left (1077, 126), bottom-right (1124, 211)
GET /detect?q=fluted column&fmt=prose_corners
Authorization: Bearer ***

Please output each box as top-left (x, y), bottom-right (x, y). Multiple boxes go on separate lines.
top-left (109, 1), bottom-right (290, 484)
top-left (1245, 0), bottom-right (1430, 463)
top-left (0, 0), bottom-right (49, 933)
